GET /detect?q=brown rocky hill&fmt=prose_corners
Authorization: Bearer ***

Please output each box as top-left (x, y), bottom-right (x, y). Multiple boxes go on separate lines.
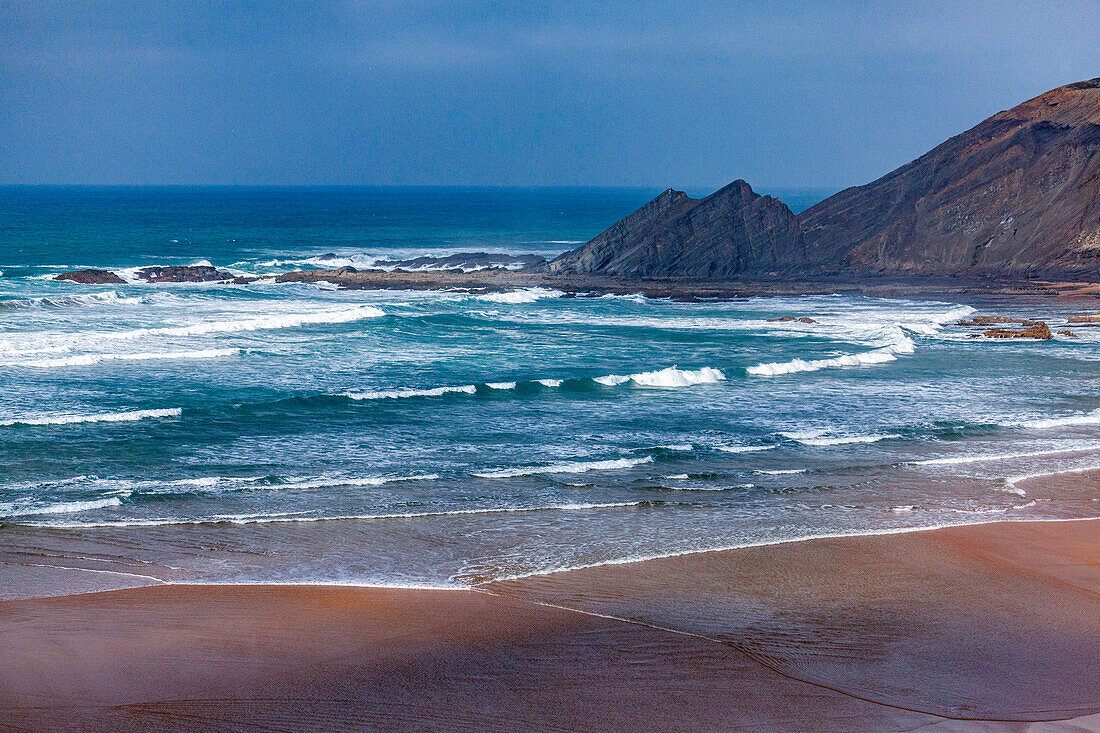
top-left (550, 78), bottom-right (1100, 280)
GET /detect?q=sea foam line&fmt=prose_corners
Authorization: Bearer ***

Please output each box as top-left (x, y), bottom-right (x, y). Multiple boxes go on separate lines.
top-left (477, 516), bottom-right (1083, 585)
top-left (781, 430), bottom-right (899, 447)
top-left (0, 408), bottom-right (182, 427)
top-left (910, 443), bottom-right (1100, 466)
top-left (746, 336), bottom-right (914, 377)
top-left (0, 496), bottom-right (125, 518)
top-left (0, 305), bottom-right (385, 353)
top-left (11, 348), bottom-right (239, 368)
top-left (27, 500), bottom-right (656, 529)
top-left (472, 456), bottom-right (654, 478)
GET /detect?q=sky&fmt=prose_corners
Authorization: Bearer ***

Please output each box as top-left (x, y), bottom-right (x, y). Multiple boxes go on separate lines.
top-left (2, 1), bottom-right (1098, 189)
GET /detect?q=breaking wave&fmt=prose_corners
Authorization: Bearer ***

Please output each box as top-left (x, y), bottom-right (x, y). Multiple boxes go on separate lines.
top-left (344, 385), bottom-right (478, 400)
top-left (747, 334), bottom-right (915, 376)
top-left (0, 408), bottom-right (182, 427)
top-left (472, 456), bottom-right (653, 478)
top-left (781, 430), bottom-right (899, 447)
top-left (476, 287), bottom-right (564, 304)
top-left (0, 496), bottom-right (124, 518)
top-left (594, 366), bottom-right (725, 388)
top-left (1017, 408), bottom-right (1100, 430)
top-left (10, 348), bottom-right (239, 368)
top-left (29, 500), bottom-right (658, 528)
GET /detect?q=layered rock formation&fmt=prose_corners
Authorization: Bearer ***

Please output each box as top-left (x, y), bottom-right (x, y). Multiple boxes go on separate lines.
top-left (551, 78), bottom-right (1100, 280)
top-left (546, 181), bottom-right (811, 278)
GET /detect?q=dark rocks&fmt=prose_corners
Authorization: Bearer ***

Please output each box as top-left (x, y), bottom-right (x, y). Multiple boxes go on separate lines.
top-left (55, 269), bottom-right (125, 284)
top-left (768, 316), bottom-right (817, 323)
top-left (547, 181), bottom-right (811, 278)
top-left (958, 315), bottom-right (1044, 327)
top-left (1057, 330), bottom-right (1079, 337)
top-left (982, 322), bottom-right (1052, 339)
top-left (136, 266), bottom-right (233, 283)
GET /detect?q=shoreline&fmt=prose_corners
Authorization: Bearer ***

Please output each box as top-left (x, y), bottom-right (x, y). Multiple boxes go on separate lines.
top-left (4, 518), bottom-right (1098, 731)
top-left (6, 513), bottom-right (1097, 602)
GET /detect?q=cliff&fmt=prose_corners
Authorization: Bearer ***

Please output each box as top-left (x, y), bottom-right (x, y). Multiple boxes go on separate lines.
top-left (551, 78), bottom-right (1100, 280)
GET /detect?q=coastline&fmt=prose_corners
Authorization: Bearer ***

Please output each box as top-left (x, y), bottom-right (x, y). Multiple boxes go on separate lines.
top-left (3, 517), bottom-right (1097, 731)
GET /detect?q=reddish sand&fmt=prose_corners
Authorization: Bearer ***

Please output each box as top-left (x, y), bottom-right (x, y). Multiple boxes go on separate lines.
top-left (1, 519), bottom-right (1098, 732)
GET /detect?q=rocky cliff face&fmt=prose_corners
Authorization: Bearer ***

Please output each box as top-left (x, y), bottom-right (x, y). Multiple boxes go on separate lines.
top-left (551, 79), bottom-right (1100, 280)
top-left (800, 78), bottom-right (1100, 277)
top-left (547, 181), bottom-right (811, 278)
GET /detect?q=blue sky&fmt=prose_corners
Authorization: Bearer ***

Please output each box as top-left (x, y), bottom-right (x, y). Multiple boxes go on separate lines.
top-left (2, 1), bottom-right (1097, 188)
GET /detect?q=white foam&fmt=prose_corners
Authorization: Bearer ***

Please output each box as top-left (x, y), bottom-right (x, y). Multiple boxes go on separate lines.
top-left (910, 444), bottom-right (1100, 466)
top-left (1004, 464), bottom-right (1100, 490)
top-left (32, 500), bottom-right (653, 528)
top-left (747, 335), bottom-right (914, 376)
top-left (0, 305), bottom-right (385, 354)
top-left (754, 468), bottom-right (806, 475)
top-left (486, 382), bottom-right (517, 390)
top-left (344, 385), bottom-right (477, 400)
top-left (1018, 408), bottom-right (1100, 430)
top-left (0, 408), bottom-right (182, 427)
top-left (891, 505), bottom-right (916, 513)
top-left (476, 288), bottom-right (563, 304)
top-left (472, 456), bottom-right (654, 478)
top-left (536, 378), bottom-right (563, 388)
top-left (594, 366), bottom-right (725, 388)
top-left (782, 430), bottom-right (899, 446)
top-left (1, 496), bottom-right (123, 518)
top-left (715, 444), bottom-right (776, 454)
top-left (12, 348), bottom-right (239, 368)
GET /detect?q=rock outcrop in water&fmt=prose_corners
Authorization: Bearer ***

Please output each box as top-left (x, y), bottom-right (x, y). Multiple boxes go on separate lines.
top-left (55, 269), bottom-right (125, 284)
top-left (551, 78), bottom-right (1100, 281)
top-left (137, 266), bottom-right (234, 283)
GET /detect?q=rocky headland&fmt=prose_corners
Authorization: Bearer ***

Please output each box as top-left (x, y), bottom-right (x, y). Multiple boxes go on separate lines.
top-left (55, 79), bottom-right (1100, 301)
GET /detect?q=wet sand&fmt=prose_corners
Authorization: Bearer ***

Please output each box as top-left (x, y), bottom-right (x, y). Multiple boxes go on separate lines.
top-left (1, 519), bottom-right (1098, 732)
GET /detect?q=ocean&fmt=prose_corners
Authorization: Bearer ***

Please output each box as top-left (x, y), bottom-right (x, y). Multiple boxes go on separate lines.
top-left (2, 186), bottom-right (1098, 598)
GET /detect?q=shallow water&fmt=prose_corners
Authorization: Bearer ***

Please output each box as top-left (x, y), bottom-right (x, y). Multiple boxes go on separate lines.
top-left (2, 187), bottom-right (1099, 598)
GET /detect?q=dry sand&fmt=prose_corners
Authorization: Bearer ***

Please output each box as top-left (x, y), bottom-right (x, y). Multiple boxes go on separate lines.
top-left (1, 519), bottom-right (1097, 732)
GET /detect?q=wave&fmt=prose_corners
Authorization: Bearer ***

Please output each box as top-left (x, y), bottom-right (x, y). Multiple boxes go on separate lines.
top-left (10, 348), bottom-right (239, 368)
top-left (1005, 464), bottom-right (1100, 491)
top-left (594, 366), bottom-right (725, 388)
top-left (715, 444), bottom-right (776, 454)
top-left (0, 290), bottom-right (144, 310)
top-left (910, 443), bottom-right (1100, 466)
top-left (30, 500), bottom-right (658, 528)
top-left (1017, 408), bottom-right (1100, 430)
top-left (476, 288), bottom-right (563, 304)
top-left (0, 408), bottom-right (182, 427)
top-left (472, 456), bottom-right (654, 478)
top-left (747, 334), bottom-right (915, 376)
top-left (0, 305), bottom-right (385, 354)
top-left (1, 496), bottom-right (124, 518)
top-left (338, 366), bottom-right (724, 403)
top-left (754, 468), bottom-right (806, 475)
top-left (781, 430), bottom-right (899, 446)
top-left (344, 385), bottom-right (477, 400)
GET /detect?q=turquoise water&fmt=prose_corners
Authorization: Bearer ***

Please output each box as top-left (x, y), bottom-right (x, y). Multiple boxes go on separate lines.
top-left (2, 187), bottom-right (1099, 597)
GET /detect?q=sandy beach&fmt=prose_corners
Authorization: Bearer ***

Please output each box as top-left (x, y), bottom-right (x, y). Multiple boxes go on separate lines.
top-left (2, 518), bottom-right (1097, 732)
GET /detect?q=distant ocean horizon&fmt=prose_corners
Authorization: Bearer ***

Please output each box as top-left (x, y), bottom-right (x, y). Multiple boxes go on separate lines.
top-left (2, 185), bottom-right (1097, 599)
